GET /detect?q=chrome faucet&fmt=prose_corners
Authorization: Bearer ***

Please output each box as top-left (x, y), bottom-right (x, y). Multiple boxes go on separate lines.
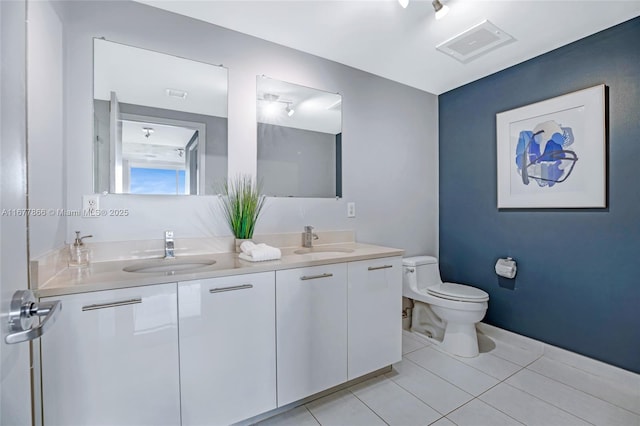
top-left (302, 226), bottom-right (319, 248)
top-left (164, 231), bottom-right (175, 259)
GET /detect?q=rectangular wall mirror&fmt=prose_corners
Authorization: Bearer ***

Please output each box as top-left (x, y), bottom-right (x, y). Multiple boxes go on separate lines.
top-left (257, 76), bottom-right (342, 198)
top-left (93, 39), bottom-right (228, 195)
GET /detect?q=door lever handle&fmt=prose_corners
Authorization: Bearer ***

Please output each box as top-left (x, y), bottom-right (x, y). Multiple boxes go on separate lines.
top-left (5, 290), bottom-right (62, 344)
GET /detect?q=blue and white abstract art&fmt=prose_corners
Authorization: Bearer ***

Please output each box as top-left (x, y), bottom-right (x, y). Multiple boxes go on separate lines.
top-left (515, 120), bottom-right (577, 188)
top-left (496, 84), bottom-right (606, 208)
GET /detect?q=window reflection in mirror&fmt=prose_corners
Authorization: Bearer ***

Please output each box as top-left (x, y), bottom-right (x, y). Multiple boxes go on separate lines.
top-left (93, 39), bottom-right (228, 195)
top-left (256, 76), bottom-right (342, 198)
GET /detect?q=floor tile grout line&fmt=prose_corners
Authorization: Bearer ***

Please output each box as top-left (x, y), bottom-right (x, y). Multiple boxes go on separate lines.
top-left (303, 405), bottom-right (322, 426)
top-left (445, 394), bottom-right (527, 426)
top-left (479, 381), bottom-right (598, 426)
top-left (519, 364), bottom-right (640, 418)
top-left (426, 344), bottom-right (525, 382)
top-left (384, 373), bottom-right (469, 417)
top-left (394, 357), bottom-right (477, 400)
top-left (481, 346), bottom-right (543, 368)
top-left (376, 367), bottom-right (460, 418)
top-left (525, 359), bottom-right (640, 416)
top-left (402, 344), bottom-right (429, 355)
top-left (458, 366), bottom-right (529, 426)
top-left (405, 346), bottom-right (501, 385)
top-left (428, 415), bottom-right (453, 425)
top-left (536, 352), bottom-right (640, 385)
top-left (345, 387), bottom-right (391, 426)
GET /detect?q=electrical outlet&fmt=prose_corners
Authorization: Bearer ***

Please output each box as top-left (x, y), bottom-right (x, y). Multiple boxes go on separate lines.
top-left (347, 202), bottom-right (356, 218)
top-left (82, 195), bottom-right (100, 218)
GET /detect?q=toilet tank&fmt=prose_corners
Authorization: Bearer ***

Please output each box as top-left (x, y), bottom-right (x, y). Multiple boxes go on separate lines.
top-left (402, 256), bottom-right (442, 291)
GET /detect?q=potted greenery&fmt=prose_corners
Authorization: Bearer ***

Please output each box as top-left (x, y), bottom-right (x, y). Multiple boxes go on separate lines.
top-left (220, 175), bottom-right (266, 251)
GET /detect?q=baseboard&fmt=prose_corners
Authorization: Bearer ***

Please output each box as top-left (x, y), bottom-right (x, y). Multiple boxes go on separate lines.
top-left (234, 365), bottom-right (391, 425)
top-left (476, 322), bottom-right (639, 387)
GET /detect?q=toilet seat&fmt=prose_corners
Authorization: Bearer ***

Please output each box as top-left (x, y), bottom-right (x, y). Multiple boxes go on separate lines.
top-left (427, 282), bottom-right (489, 303)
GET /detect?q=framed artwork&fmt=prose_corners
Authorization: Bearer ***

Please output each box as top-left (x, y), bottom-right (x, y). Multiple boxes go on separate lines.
top-left (496, 84), bottom-right (606, 208)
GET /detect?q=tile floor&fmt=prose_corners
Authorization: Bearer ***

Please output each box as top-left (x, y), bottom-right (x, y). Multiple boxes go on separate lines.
top-left (257, 331), bottom-right (640, 426)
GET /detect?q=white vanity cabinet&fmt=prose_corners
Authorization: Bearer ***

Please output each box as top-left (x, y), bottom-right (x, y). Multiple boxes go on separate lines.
top-left (178, 272), bottom-right (277, 425)
top-left (40, 283), bottom-right (181, 426)
top-left (347, 256), bottom-right (402, 379)
top-left (275, 263), bottom-right (348, 406)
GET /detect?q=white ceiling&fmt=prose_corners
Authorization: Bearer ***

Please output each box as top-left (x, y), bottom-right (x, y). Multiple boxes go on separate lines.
top-left (136, 0), bottom-right (640, 95)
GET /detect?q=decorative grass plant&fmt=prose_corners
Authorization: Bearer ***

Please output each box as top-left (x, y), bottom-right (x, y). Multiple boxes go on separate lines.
top-left (220, 175), bottom-right (266, 239)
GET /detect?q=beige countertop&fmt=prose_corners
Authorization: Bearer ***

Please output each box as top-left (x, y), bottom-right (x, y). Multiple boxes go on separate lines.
top-left (36, 242), bottom-right (404, 298)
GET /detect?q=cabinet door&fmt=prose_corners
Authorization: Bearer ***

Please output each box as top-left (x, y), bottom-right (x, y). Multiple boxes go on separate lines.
top-left (347, 256), bottom-right (402, 379)
top-left (40, 284), bottom-right (180, 426)
top-left (179, 272), bottom-right (276, 425)
top-left (276, 264), bottom-right (348, 406)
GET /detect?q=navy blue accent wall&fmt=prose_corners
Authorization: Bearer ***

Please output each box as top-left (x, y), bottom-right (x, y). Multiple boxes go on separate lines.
top-left (439, 18), bottom-right (640, 373)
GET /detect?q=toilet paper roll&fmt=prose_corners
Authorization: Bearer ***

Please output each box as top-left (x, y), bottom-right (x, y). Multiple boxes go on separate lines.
top-left (495, 257), bottom-right (517, 279)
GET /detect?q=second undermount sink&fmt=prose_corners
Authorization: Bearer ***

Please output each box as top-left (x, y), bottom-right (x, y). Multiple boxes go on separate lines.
top-left (123, 257), bottom-right (216, 274)
top-left (293, 247), bottom-right (355, 255)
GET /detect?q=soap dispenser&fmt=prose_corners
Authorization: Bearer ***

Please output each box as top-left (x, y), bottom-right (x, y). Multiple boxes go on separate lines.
top-left (69, 231), bottom-right (93, 267)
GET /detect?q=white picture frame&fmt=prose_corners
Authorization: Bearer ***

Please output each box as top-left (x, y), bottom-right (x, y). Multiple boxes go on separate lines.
top-left (496, 84), bottom-right (606, 208)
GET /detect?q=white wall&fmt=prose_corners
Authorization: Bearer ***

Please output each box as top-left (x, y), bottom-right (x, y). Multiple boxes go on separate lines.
top-left (27, 0), bottom-right (66, 257)
top-left (59, 1), bottom-right (438, 256)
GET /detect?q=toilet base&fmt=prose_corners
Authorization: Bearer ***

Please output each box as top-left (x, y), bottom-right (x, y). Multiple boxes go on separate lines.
top-left (410, 301), bottom-right (482, 358)
top-left (441, 322), bottom-right (479, 358)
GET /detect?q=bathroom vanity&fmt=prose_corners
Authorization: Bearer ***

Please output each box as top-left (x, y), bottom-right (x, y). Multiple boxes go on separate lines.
top-left (35, 241), bottom-right (402, 425)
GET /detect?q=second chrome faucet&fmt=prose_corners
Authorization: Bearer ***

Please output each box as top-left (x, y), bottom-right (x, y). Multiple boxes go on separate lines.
top-left (302, 226), bottom-right (319, 248)
top-left (164, 231), bottom-right (175, 259)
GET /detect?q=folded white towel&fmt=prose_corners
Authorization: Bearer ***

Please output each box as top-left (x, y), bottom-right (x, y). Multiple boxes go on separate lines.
top-left (239, 242), bottom-right (282, 262)
top-left (240, 240), bottom-right (257, 254)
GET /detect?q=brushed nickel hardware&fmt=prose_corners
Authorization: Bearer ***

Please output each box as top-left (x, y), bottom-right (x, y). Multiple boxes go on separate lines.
top-left (164, 230), bottom-right (175, 259)
top-left (5, 290), bottom-right (62, 344)
top-left (300, 273), bottom-right (333, 281)
top-left (368, 265), bottom-right (393, 271)
top-left (82, 298), bottom-right (142, 311)
top-left (209, 284), bottom-right (253, 294)
top-left (302, 225), bottom-right (319, 248)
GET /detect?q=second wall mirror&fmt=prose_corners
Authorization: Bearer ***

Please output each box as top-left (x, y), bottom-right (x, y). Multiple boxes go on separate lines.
top-left (93, 39), bottom-right (228, 195)
top-left (256, 76), bottom-right (342, 198)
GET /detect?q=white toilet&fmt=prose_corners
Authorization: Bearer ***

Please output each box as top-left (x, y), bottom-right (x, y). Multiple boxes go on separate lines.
top-left (403, 256), bottom-right (489, 358)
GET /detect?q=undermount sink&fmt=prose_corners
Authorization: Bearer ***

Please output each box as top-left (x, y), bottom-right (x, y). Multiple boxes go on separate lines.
top-left (123, 258), bottom-right (216, 274)
top-left (293, 247), bottom-right (355, 255)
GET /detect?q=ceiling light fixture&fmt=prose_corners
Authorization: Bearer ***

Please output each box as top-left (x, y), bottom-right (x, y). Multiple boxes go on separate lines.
top-left (262, 93), bottom-right (280, 117)
top-left (142, 127), bottom-right (154, 138)
top-left (398, 0), bottom-right (409, 9)
top-left (286, 103), bottom-right (295, 117)
top-left (432, 0), bottom-right (449, 20)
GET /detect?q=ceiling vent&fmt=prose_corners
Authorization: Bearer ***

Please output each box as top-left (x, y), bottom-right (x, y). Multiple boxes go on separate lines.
top-left (436, 20), bottom-right (514, 63)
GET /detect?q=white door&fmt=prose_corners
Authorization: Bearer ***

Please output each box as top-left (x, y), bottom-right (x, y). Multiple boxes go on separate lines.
top-left (1, 0), bottom-right (33, 424)
top-left (110, 91), bottom-right (123, 193)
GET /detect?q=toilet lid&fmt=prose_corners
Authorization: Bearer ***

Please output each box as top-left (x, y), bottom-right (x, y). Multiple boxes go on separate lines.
top-left (427, 282), bottom-right (489, 302)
